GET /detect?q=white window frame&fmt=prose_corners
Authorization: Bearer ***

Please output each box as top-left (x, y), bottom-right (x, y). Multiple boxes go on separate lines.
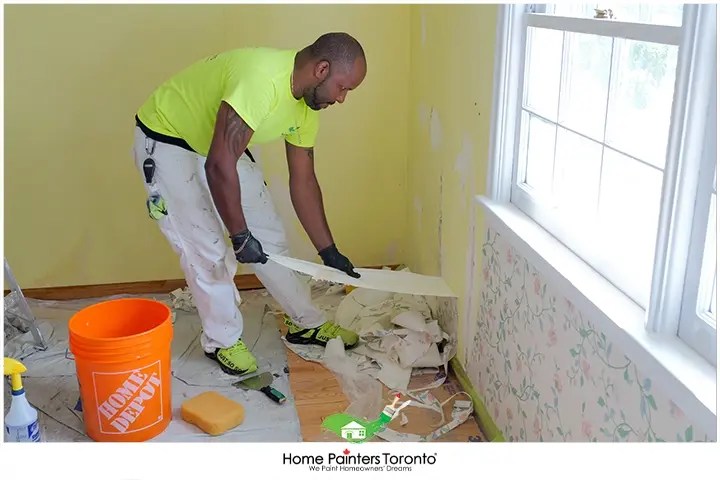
top-left (483, 3), bottom-right (717, 437)
top-left (643, 5), bottom-right (717, 369)
top-left (677, 74), bottom-right (717, 368)
top-left (510, 12), bottom-right (683, 311)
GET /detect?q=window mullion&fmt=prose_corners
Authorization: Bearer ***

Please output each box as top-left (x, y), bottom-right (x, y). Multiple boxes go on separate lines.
top-left (646, 4), bottom-right (716, 336)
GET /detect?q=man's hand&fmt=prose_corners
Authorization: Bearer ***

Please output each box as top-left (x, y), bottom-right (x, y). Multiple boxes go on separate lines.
top-left (231, 229), bottom-right (268, 264)
top-left (319, 244), bottom-right (360, 278)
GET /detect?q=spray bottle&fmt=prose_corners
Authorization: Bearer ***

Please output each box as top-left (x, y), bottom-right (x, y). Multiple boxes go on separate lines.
top-left (4, 357), bottom-right (41, 442)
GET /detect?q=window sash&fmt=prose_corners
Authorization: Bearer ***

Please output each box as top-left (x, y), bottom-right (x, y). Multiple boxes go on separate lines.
top-left (526, 12), bottom-right (682, 45)
top-left (512, 7), bottom-right (686, 309)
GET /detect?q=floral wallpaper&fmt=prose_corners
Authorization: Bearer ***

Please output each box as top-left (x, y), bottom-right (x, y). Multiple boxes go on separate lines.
top-left (464, 226), bottom-right (710, 442)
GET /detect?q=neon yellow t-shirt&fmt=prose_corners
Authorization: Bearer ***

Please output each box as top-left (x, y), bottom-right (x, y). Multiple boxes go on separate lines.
top-left (137, 47), bottom-right (319, 156)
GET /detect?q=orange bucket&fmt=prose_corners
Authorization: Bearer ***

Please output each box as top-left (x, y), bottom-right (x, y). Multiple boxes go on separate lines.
top-left (68, 298), bottom-right (173, 442)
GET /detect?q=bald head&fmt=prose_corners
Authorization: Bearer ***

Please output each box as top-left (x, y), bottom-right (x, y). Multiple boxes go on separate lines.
top-left (294, 32), bottom-right (367, 111)
top-left (304, 32), bottom-right (366, 73)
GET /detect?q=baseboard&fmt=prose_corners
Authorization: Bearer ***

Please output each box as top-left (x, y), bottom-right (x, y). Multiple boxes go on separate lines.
top-left (4, 274), bottom-right (262, 300)
top-left (7, 264), bottom-right (400, 301)
top-left (450, 356), bottom-right (505, 442)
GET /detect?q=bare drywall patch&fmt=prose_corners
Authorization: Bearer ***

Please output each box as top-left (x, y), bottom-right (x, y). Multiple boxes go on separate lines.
top-left (454, 133), bottom-right (474, 198)
top-left (413, 195), bottom-right (423, 233)
top-left (438, 174), bottom-right (444, 276)
top-left (384, 241), bottom-right (399, 264)
top-left (460, 143), bottom-right (480, 366)
top-left (462, 204), bottom-right (478, 366)
top-left (420, 9), bottom-right (427, 47)
top-left (418, 104), bottom-right (430, 128)
top-left (430, 107), bottom-right (442, 151)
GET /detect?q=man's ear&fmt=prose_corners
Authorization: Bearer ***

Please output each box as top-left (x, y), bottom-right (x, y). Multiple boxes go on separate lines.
top-left (314, 60), bottom-right (330, 80)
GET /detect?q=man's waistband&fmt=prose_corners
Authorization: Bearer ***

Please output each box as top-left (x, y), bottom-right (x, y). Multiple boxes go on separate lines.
top-left (135, 115), bottom-right (255, 163)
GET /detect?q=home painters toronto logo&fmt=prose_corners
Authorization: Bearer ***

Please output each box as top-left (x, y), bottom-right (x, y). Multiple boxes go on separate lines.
top-left (321, 393), bottom-right (411, 443)
top-left (282, 449), bottom-right (438, 473)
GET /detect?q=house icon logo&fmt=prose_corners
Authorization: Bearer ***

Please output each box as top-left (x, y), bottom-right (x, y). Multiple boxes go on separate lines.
top-left (321, 394), bottom-right (411, 444)
top-left (341, 421), bottom-right (367, 441)
top-left (322, 413), bottom-right (372, 444)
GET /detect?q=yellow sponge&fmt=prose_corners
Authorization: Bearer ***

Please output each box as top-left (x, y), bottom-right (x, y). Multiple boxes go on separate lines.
top-left (181, 391), bottom-right (245, 436)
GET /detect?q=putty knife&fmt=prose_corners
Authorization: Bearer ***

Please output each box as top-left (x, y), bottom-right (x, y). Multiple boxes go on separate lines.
top-left (230, 364), bottom-right (272, 384)
top-left (233, 372), bottom-right (286, 404)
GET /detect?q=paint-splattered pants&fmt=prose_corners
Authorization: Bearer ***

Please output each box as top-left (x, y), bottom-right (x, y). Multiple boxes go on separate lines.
top-left (132, 126), bottom-right (326, 352)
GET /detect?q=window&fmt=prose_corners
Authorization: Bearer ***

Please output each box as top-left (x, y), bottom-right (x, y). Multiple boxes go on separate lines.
top-left (489, 4), bottom-right (717, 365)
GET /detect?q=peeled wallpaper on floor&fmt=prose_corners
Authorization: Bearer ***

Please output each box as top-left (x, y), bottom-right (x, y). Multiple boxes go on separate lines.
top-left (464, 226), bottom-right (710, 442)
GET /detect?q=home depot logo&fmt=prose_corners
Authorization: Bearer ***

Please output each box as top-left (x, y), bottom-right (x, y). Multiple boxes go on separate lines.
top-left (92, 361), bottom-right (164, 434)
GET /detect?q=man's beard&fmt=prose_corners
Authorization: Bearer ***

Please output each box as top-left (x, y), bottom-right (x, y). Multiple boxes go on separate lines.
top-left (306, 78), bottom-right (329, 110)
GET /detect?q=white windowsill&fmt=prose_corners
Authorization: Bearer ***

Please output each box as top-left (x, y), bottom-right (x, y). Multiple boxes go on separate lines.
top-left (476, 195), bottom-right (717, 440)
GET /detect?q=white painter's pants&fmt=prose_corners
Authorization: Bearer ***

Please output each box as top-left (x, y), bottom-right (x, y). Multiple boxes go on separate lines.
top-left (132, 127), bottom-right (326, 352)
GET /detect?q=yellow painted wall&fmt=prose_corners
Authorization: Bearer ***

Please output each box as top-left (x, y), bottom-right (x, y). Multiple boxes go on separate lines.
top-left (4, 4), bottom-right (410, 288)
top-left (407, 4), bottom-right (498, 364)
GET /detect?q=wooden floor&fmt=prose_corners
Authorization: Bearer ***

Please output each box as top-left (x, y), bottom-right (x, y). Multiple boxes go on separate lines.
top-left (278, 316), bottom-right (485, 442)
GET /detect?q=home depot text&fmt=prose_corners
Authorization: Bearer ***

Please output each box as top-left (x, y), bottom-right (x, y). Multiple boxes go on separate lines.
top-left (97, 370), bottom-right (161, 433)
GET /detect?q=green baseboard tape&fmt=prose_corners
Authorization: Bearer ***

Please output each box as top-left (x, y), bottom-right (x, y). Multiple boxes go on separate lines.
top-left (450, 356), bottom-right (505, 442)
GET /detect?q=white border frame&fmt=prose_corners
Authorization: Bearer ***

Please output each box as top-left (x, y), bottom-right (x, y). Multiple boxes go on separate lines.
top-left (483, 3), bottom-right (717, 439)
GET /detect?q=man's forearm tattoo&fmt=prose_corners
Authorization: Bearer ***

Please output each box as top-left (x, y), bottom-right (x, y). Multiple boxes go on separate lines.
top-left (224, 107), bottom-right (250, 159)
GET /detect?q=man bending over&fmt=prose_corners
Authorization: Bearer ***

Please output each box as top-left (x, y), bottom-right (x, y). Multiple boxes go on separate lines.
top-left (132, 32), bottom-right (366, 375)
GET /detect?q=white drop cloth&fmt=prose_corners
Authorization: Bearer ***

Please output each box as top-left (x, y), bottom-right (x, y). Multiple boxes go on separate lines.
top-left (3, 291), bottom-right (302, 442)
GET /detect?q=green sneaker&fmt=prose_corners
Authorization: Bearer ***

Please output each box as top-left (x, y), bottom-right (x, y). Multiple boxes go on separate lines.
top-left (205, 339), bottom-right (258, 376)
top-left (283, 315), bottom-right (359, 349)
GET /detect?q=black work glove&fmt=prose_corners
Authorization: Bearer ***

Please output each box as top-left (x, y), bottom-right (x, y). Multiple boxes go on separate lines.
top-left (318, 244), bottom-right (360, 278)
top-left (231, 229), bottom-right (268, 264)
